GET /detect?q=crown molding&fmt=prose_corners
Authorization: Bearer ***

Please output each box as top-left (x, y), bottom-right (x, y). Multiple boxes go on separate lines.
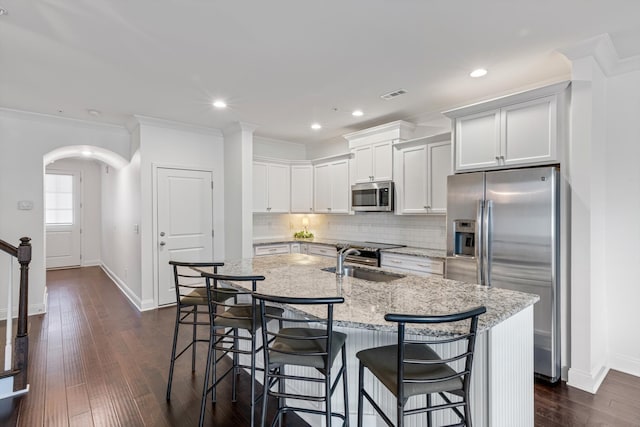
top-left (223, 121), bottom-right (260, 135)
top-left (0, 107), bottom-right (128, 134)
top-left (342, 120), bottom-right (416, 142)
top-left (559, 33), bottom-right (640, 77)
top-left (133, 115), bottom-right (223, 137)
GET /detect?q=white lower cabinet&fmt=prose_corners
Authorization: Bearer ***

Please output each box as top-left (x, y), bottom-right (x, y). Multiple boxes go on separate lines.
top-left (380, 252), bottom-right (444, 276)
top-left (254, 243), bottom-right (291, 257)
top-left (290, 243), bottom-right (301, 253)
top-left (307, 243), bottom-right (336, 258)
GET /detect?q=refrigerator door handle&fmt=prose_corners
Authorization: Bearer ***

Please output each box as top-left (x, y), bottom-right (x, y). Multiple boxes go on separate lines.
top-left (483, 200), bottom-right (493, 286)
top-left (476, 200), bottom-right (484, 286)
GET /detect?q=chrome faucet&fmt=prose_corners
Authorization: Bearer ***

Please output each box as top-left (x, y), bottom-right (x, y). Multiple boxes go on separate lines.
top-left (336, 246), bottom-right (360, 275)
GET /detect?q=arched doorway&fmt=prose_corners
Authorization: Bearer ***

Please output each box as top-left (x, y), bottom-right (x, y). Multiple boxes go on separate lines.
top-left (43, 146), bottom-right (128, 269)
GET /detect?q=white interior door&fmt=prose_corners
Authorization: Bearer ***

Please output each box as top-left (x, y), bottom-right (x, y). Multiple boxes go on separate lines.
top-left (45, 170), bottom-right (81, 269)
top-left (157, 167), bottom-right (214, 306)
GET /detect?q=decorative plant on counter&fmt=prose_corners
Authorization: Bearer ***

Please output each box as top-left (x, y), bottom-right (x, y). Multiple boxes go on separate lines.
top-left (293, 230), bottom-right (314, 239)
top-left (294, 217), bottom-right (314, 239)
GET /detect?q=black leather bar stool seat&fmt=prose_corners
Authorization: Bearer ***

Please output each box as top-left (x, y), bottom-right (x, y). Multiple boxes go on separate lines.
top-left (356, 306), bottom-right (486, 427)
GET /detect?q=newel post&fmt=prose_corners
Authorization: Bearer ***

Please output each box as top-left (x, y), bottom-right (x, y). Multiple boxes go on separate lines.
top-left (14, 237), bottom-right (31, 390)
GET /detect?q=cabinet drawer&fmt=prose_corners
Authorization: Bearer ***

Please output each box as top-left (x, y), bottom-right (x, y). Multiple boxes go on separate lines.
top-left (254, 244), bottom-right (291, 256)
top-left (381, 253), bottom-right (444, 276)
top-left (307, 244), bottom-right (336, 258)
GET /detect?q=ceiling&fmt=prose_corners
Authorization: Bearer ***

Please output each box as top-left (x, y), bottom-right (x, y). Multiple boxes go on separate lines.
top-left (1, 0), bottom-right (640, 144)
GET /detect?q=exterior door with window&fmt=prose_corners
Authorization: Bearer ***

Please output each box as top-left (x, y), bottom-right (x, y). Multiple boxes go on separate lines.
top-left (156, 167), bottom-right (214, 306)
top-left (45, 171), bottom-right (81, 268)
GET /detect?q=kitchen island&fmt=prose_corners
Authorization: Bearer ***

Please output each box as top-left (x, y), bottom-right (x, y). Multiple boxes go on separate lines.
top-left (203, 254), bottom-right (538, 427)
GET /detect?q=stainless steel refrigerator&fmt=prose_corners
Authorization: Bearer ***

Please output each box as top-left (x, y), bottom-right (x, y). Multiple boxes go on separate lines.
top-left (445, 166), bottom-right (560, 382)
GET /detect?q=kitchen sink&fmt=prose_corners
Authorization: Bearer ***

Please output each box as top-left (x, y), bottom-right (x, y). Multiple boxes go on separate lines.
top-left (322, 266), bottom-right (405, 282)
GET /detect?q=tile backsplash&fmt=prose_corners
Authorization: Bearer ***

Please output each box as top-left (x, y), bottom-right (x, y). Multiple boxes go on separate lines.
top-left (253, 213), bottom-right (446, 250)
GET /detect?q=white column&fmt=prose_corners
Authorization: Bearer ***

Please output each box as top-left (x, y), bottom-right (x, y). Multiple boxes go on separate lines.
top-left (224, 122), bottom-right (257, 259)
top-left (566, 55), bottom-right (610, 393)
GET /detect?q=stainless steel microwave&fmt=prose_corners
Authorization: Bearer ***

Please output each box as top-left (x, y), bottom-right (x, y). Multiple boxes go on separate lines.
top-left (351, 181), bottom-right (394, 212)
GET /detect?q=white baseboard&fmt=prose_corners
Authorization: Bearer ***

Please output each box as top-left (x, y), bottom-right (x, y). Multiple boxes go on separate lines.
top-left (140, 299), bottom-right (156, 311)
top-left (100, 264), bottom-right (144, 312)
top-left (0, 303), bottom-right (47, 321)
top-left (568, 364), bottom-right (610, 393)
top-left (82, 259), bottom-right (102, 267)
top-left (609, 353), bottom-right (640, 378)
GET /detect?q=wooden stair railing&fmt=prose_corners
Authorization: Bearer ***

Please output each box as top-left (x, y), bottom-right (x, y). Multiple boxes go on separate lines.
top-left (0, 237), bottom-right (31, 394)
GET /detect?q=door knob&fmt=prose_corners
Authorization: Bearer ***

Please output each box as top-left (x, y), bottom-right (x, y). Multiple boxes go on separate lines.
top-left (160, 241), bottom-right (166, 246)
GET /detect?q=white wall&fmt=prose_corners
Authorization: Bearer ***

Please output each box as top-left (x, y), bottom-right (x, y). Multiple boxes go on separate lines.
top-left (137, 117), bottom-right (226, 309)
top-left (605, 69), bottom-right (640, 377)
top-left (100, 125), bottom-right (142, 307)
top-left (254, 136), bottom-right (306, 160)
top-left (253, 213), bottom-right (446, 250)
top-left (46, 158), bottom-right (102, 266)
top-left (0, 109), bottom-right (130, 319)
top-left (306, 136), bottom-right (349, 160)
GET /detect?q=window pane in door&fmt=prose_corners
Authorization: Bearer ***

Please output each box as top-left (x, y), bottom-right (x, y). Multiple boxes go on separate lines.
top-left (45, 173), bottom-right (74, 225)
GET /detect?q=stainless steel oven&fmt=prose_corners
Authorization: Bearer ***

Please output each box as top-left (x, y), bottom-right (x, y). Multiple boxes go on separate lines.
top-left (335, 241), bottom-right (405, 267)
top-left (351, 181), bottom-right (394, 212)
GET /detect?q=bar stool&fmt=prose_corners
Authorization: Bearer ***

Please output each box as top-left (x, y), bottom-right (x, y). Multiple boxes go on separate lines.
top-left (166, 261), bottom-right (231, 401)
top-left (199, 273), bottom-right (283, 427)
top-left (356, 306), bottom-right (486, 427)
top-left (254, 293), bottom-right (349, 427)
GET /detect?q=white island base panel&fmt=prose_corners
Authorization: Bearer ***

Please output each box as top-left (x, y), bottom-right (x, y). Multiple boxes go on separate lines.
top-left (242, 305), bottom-right (533, 427)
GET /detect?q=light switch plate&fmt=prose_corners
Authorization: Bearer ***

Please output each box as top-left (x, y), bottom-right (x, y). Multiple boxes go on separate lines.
top-left (17, 200), bottom-right (34, 210)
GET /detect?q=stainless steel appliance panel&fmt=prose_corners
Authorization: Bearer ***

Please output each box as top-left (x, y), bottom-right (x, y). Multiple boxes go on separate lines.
top-left (485, 166), bottom-right (559, 380)
top-left (445, 172), bottom-right (485, 284)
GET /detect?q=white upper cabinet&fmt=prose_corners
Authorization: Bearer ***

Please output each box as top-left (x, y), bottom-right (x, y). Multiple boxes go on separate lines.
top-left (351, 140), bottom-right (393, 183)
top-left (314, 157), bottom-right (349, 214)
top-left (253, 161), bottom-right (290, 213)
top-left (455, 109), bottom-right (501, 171)
top-left (395, 134), bottom-right (451, 215)
top-left (290, 164), bottom-right (314, 213)
top-left (500, 96), bottom-right (557, 167)
top-left (344, 120), bottom-right (415, 183)
top-left (444, 82), bottom-right (568, 173)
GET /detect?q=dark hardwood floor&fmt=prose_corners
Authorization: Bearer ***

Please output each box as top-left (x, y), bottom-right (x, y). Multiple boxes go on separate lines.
top-left (3, 266), bottom-right (640, 426)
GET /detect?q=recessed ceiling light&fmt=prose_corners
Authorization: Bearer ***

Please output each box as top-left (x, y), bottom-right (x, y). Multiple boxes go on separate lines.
top-left (87, 109), bottom-right (101, 117)
top-left (311, 123), bottom-right (322, 130)
top-left (0, 8), bottom-right (8, 16)
top-left (352, 110), bottom-right (364, 117)
top-left (470, 68), bottom-right (488, 78)
top-left (212, 100), bottom-right (227, 109)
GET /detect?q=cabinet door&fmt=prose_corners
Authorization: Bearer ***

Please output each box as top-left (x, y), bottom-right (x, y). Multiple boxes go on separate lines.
top-left (372, 140), bottom-right (393, 181)
top-left (330, 160), bottom-right (350, 213)
top-left (501, 96), bottom-right (557, 167)
top-left (290, 165), bottom-right (313, 213)
top-left (398, 145), bottom-right (428, 214)
top-left (352, 145), bottom-right (373, 183)
top-left (267, 164), bottom-right (290, 213)
top-left (426, 141), bottom-right (451, 214)
top-left (455, 110), bottom-right (501, 172)
top-left (253, 162), bottom-right (268, 212)
top-left (314, 163), bottom-right (331, 213)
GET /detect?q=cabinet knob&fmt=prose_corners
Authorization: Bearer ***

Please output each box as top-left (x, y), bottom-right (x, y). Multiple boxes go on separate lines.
top-left (424, 206), bottom-right (431, 209)
top-left (309, 208), bottom-right (313, 211)
top-left (500, 155), bottom-right (505, 159)
top-left (495, 156), bottom-right (500, 160)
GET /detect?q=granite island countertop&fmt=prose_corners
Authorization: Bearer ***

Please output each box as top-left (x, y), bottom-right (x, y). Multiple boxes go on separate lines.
top-left (200, 254), bottom-right (538, 337)
top-left (380, 246), bottom-right (446, 260)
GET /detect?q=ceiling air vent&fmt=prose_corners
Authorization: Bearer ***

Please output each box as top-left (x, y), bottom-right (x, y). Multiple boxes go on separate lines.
top-left (380, 89), bottom-right (408, 100)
